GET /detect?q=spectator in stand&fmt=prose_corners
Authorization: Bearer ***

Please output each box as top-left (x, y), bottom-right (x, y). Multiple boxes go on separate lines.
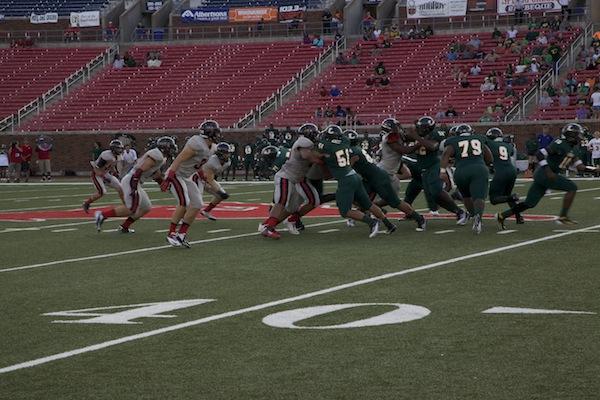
top-left (537, 126), bottom-right (554, 149)
top-left (335, 52), bottom-right (349, 65)
top-left (20, 139), bottom-right (32, 182)
top-left (564, 72), bottom-right (578, 94)
top-left (380, 75), bottom-right (390, 86)
top-left (104, 21), bottom-right (116, 41)
top-left (424, 25), bottom-right (434, 36)
top-left (350, 52), bottom-right (360, 65)
top-left (123, 52), bottom-right (137, 67)
top-left (315, 107), bottom-right (323, 118)
top-left (0, 145), bottom-right (7, 182)
top-left (445, 105), bottom-right (458, 118)
top-left (390, 24), bottom-right (400, 39)
top-left (507, 26), bottom-right (518, 40)
top-left (547, 41), bottom-right (562, 65)
top-left (484, 49), bottom-right (499, 63)
top-left (121, 144), bottom-right (138, 178)
top-left (147, 54), bottom-right (162, 68)
top-left (35, 139), bottom-right (52, 181)
top-left (470, 64), bottom-right (481, 76)
top-left (92, 141), bottom-right (102, 161)
top-left (493, 98), bottom-right (505, 113)
top-left (330, 85), bottom-right (341, 97)
top-left (479, 110), bottom-right (494, 122)
top-left (447, 48), bottom-right (458, 61)
top-left (537, 32), bottom-right (548, 46)
top-left (514, 0), bottom-right (525, 24)
top-left (462, 46), bottom-right (475, 60)
top-left (319, 86), bottom-right (328, 97)
top-left (467, 34), bottom-right (481, 50)
top-left (324, 107), bottom-right (334, 118)
top-left (373, 27), bottom-right (382, 41)
top-left (480, 77), bottom-right (496, 92)
top-left (538, 91), bottom-right (554, 108)
top-left (530, 58), bottom-right (541, 73)
top-left (504, 84), bottom-right (516, 99)
top-left (113, 54), bottom-right (124, 69)
top-left (558, 90), bottom-right (571, 108)
top-left (322, 10), bottom-right (332, 34)
top-left (435, 110), bottom-right (446, 120)
top-left (459, 74), bottom-right (470, 88)
top-left (591, 86), bottom-right (600, 118)
top-left (312, 35), bottom-right (324, 48)
top-left (302, 31), bottom-right (312, 45)
top-left (492, 27), bottom-right (503, 42)
top-left (546, 84), bottom-right (558, 98)
top-left (8, 141), bottom-right (22, 183)
top-left (375, 62), bottom-right (386, 76)
top-left (525, 26), bottom-right (540, 42)
top-left (575, 100), bottom-right (590, 120)
top-left (335, 105), bottom-right (347, 118)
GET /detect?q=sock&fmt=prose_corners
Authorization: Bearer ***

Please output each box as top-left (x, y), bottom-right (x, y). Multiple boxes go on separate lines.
top-left (265, 217), bottom-right (279, 228)
top-left (204, 202), bottom-right (217, 212)
top-left (560, 207), bottom-right (569, 217)
top-left (102, 208), bottom-right (117, 218)
top-left (473, 204), bottom-right (484, 218)
top-left (121, 217), bottom-right (135, 229)
top-left (84, 198), bottom-right (92, 205)
top-left (168, 222), bottom-right (177, 234)
top-left (382, 218), bottom-right (394, 230)
top-left (501, 203), bottom-right (528, 219)
top-left (361, 214), bottom-right (375, 225)
top-left (178, 222), bottom-right (190, 235)
top-left (287, 213), bottom-right (299, 223)
top-left (406, 211), bottom-right (417, 220)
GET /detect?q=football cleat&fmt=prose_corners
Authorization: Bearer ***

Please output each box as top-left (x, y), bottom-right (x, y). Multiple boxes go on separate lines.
top-left (177, 233), bottom-right (191, 248)
top-left (201, 210), bottom-right (217, 221)
top-left (261, 226), bottom-right (281, 240)
top-left (385, 223), bottom-right (397, 235)
top-left (82, 202), bottom-right (90, 214)
top-left (117, 226), bottom-right (135, 234)
top-left (472, 214), bottom-right (482, 235)
top-left (429, 210), bottom-right (440, 216)
top-left (166, 233), bottom-right (182, 247)
top-left (285, 219), bottom-right (300, 235)
top-left (415, 215), bottom-right (427, 232)
top-left (94, 211), bottom-right (104, 232)
top-left (556, 216), bottom-right (578, 225)
top-left (496, 213), bottom-right (506, 230)
top-left (295, 218), bottom-right (305, 231)
top-left (346, 218), bottom-right (355, 227)
top-left (368, 220), bottom-right (380, 238)
top-left (258, 223), bottom-right (266, 232)
top-left (456, 209), bottom-right (469, 225)
top-left (515, 213), bottom-right (525, 224)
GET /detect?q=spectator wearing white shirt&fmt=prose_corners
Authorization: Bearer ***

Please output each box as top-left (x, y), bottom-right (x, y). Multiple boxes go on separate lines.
top-left (558, 90), bottom-right (570, 107)
top-left (538, 91), bottom-right (554, 108)
top-left (121, 144), bottom-right (138, 178)
top-left (506, 26), bottom-right (518, 39)
top-left (537, 33), bottom-right (548, 45)
top-left (113, 55), bottom-right (124, 69)
top-left (470, 64), bottom-right (481, 75)
top-left (591, 87), bottom-right (600, 119)
top-left (480, 77), bottom-right (495, 92)
top-left (530, 58), bottom-right (541, 73)
top-left (588, 131), bottom-right (600, 171)
top-left (147, 54), bottom-right (162, 68)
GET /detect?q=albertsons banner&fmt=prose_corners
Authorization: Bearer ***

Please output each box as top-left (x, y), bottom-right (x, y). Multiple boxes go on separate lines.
top-left (406, 0), bottom-right (467, 18)
top-left (497, 0), bottom-right (561, 14)
top-left (181, 8), bottom-right (229, 23)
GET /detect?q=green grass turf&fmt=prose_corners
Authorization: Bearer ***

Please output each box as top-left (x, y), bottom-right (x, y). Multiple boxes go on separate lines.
top-left (0, 180), bottom-right (599, 399)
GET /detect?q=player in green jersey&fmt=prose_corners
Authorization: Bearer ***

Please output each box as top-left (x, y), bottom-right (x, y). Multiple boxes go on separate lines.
top-left (407, 116), bottom-right (468, 225)
top-left (317, 125), bottom-right (397, 237)
top-left (346, 130), bottom-right (426, 231)
top-left (497, 123), bottom-right (600, 228)
top-left (485, 127), bottom-right (524, 224)
top-left (524, 132), bottom-right (539, 176)
top-left (441, 124), bottom-right (492, 234)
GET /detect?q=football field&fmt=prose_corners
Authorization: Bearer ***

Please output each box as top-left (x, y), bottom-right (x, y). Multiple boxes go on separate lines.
top-left (1, 179), bottom-right (600, 399)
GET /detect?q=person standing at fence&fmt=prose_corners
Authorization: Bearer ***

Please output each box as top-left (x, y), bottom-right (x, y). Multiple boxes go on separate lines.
top-left (20, 139), bottom-right (32, 182)
top-left (514, 0), bottom-right (525, 24)
top-left (35, 136), bottom-right (53, 181)
top-left (8, 142), bottom-right (22, 183)
top-left (121, 144), bottom-right (138, 178)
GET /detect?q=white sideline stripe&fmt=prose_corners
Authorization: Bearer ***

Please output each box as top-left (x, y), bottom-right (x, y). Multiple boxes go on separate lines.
top-left (207, 229), bottom-right (231, 234)
top-left (0, 220), bottom-right (345, 274)
top-left (550, 197), bottom-right (562, 200)
top-left (0, 221), bottom-right (95, 234)
top-left (595, 197), bottom-right (600, 200)
top-left (154, 229), bottom-right (169, 233)
top-left (1, 223), bottom-right (599, 375)
top-left (497, 230), bottom-right (517, 235)
top-left (244, 198), bottom-right (260, 201)
top-left (48, 199), bottom-right (63, 202)
top-left (51, 228), bottom-right (78, 233)
top-left (318, 229), bottom-right (339, 234)
top-left (553, 229), bottom-right (599, 233)
top-left (434, 230), bottom-right (455, 234)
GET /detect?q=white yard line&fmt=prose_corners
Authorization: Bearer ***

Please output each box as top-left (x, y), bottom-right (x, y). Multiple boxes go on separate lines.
top-left (0, 221), bottom-right (96, 234)
top-left (0, 220), bottom-right (345, 274)
top-left (1, 223), bottom-right (599, 375)
top-left (318, 229), bottom-right (340, 234)
top-left (206, 229), bottom-right (231, 234)
top-left (497, 230), bottom-right (517, 234)
top-left (434, 230), bottom-right (455, 234)
top-left (51, 228), bottom-right (79, 233)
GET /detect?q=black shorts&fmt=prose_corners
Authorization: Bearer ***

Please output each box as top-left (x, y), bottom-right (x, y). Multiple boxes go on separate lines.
top-left (21, 162), bottom-right (30, 171)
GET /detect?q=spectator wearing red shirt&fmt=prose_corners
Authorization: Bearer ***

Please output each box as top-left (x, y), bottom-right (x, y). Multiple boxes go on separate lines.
top-left (20, 139), bottom-right (32, 182)
top-left (8, 141), bottom-right (23, 182)
top-left (35, 140), bottom-right (52, 181)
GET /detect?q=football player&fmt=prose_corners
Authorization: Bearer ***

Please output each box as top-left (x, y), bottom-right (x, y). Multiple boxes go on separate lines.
top-left (401, 155), bottom-right (440, 215)
top-left (485, 127), bottom-right (524, 224)
top-left (346, 130), bottom-right (426, 231)
top-left (497, 123), bottom-right (600, 228)
top-left (95, 137), bottom-right (176, 232)
top-left (406, 116), bottom-right (467, 224)
top-left (317, 125), bottom-right (397, 237)
top-left (192, 142), bottom-right (232, 221)
top-left (160, 120), bottom-right (220, 247)
top-left (82, 139), bottom-right (124, 213)
top-left (441, 124), bottom-right (492, 234)
top-left (260, 123), bottom-right (323, 239)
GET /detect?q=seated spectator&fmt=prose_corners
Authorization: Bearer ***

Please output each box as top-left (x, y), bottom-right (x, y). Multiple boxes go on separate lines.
top-left (324, 107), bottom-right (334, 118)
top-left (330, 85), bottom-right (341, 97)
top-left (492, 27), bottom-right (503, 41)
top-left (382, 37), bottom-right (392, 48)
top-left (335, 105), bottom-right (347, 118)
top-left (315, 107), bottom-right (323, 118)
top-left (470, 64), bottom-right (481, 76)
top-left (538, 92), bottom-right (554, 108)
top-left (564, 73), bottom-right (578, 94)
top-left (493, 98), bottom-right (505, 113)
top-left (484, 49), bottom-right (499, 62)
top-left (504, 84), bottom-right (516, 99)
top-left (558, 90), bottom-right (571, 107)
top-left (390, 24), bottom-right (400, 39)
top-left (380, 75), bottom-right (390, 86)
top-left (529, 58), bottom-right (541, 73)
top-left (312, 35), bottom-right (324, 48)
top-left (461, 47), bottom-right (475, 60)
top-left (113, 55), bottom-right (124, 69)
top-left (334, 30), bottom-right (343, 42)
top-left (319, 86), bottom-right (328, 97)
top-left (424, 25), bottom-right (434, 36)
top-left (335, 53), bottom-right (349, 65)
top-left (467, 34), bottom-right (481, 49)
top-left (546, 84), bottom-right (558, 97)
top-left (350, 52), bottom-right (360, 65)
top-left (445, 105), bottom-right (458, 117)
top-left (375, 62), bottom-right (386, 76)
top-left (506, 26), bottom-right (518, 39)
top-left (447, 49), bottom-right (458, 61)
top-left (481, 77), bottom-right (496, 92)
top-left (123, 52), bottom-right (137, 67)
top-left (515, 61), bottom-right (528, 74)
top-left (459, 75), bottom-right (470, 88)
top-left (525, 27), bottom-right (540, 42)
top-left (537, 32), bottom-right (548, 46)
top-left (302, 31), bottom-right (312, 45)
top-left (373, 27), bottom-right (382, 41)
top-left (435, 110), bottom-right (446, 120)
top-left (578, 81), bottom-right (591, 96)
top-left (576, 101), bottom-right (590, 119)
top-left (479, 110), bottom-right (494, 122)
top-left (147, 54), bottom-right (162, 68)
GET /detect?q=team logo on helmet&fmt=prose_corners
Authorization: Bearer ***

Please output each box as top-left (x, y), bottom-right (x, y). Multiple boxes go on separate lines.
top-left (216, 142), bottom-right (232, 162)
top-left (199, 120), bottom-right (221, 141)
top-left (455, 124), bottom-right (474, 135)
top-left (344, 129), bottom-right (360, 146)
top-left (485, 127), bottom-right (503, 140)
top-left (109, 139), bottom-right (124, 155)
top-left (323, 124), bottom-right (343, 139)
top-left (561, 123), bottom-right (585, 144)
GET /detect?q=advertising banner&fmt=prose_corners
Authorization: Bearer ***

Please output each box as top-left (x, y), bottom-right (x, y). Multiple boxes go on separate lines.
top-left (497, 0), bottom-right (561, 14)
top-left (70, 11), bottom-right (100, 27)
top-left (406, 0), bottom-right (467, 19)
top-left (278, 4), bottom-right (306, 22)
top-left (228, 7), bottom-right (278, 23)
top-left (181, 8), bottom-right (229, 23)
top-left (30, 12), bottom-right (59, 24)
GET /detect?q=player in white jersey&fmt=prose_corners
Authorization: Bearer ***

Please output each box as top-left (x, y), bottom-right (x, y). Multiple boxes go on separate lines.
top-left (192, 142), bottom-right (233, 221)
top-left (83, 139), bottom-right (124, 213)
top-left (260, 123), bottom-right (323, 239)
top-left (94, 137), bottom-right (177, 233)
top-left (588, 131), bottom-right (600, 174)
top-left (161, 120), bottom-right (220, 247)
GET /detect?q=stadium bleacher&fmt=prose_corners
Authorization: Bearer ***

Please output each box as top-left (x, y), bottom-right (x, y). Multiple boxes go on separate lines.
top-left (0, 0), bottom-right (111, 17)
top-left (267, 30), bottom-right (580, 126)
top-left (20, 42), bottom-right (327, 131)
top-left (0, 47), bottom-right (107, 121)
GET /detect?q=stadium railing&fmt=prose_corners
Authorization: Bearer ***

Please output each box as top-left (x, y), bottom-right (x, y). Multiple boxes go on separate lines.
top-left (235, 36), bottom-right (346, 128)
top-left (0, 46), bottom-right (118, 133)
top-left (0, 28), bottom-right (119, 44)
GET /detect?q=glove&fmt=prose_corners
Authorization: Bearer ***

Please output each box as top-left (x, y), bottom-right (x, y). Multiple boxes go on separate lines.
top-left (217, 190), bottom-right (229, 200)
top-left (160, 170), bottom-right (176, 192)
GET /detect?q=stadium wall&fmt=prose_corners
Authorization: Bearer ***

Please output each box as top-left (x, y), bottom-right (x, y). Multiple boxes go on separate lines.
top-left (4, 121), bottom-right (599, 174)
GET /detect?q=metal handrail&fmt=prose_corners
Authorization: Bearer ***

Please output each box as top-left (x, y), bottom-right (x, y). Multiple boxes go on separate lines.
top-left (0, 28), bottom-right (119, 44)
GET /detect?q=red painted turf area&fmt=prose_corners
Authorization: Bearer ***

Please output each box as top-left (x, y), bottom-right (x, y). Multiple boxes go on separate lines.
top-left (0, 202), bottom-right (556, 222)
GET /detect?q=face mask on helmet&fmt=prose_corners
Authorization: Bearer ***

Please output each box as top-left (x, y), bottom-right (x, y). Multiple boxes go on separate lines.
top-left (415, 116), bottom-right (436, 136)
top-left (455, 124), bottom-right (474, 135)
top-left (486, 127), bottom-right (503, 139)
top-left (156, 136), bottom-right (178, 157)
top-left (260, 145), bottom-right (278, 163)
top-left (381, 118), bottom-right (399, 134)
top-left (561, 123), bottom-right (584, 144)
top-left (298, 123), bottom-right (319, 141)
top-left (200, 120), bottom-right (221, 141)
top-left (110, 140), bottom-right (124, 155)
top-left (344, 130), bottom-right (360, 146)
top-left (216, 142), bottom-right (231, 162)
